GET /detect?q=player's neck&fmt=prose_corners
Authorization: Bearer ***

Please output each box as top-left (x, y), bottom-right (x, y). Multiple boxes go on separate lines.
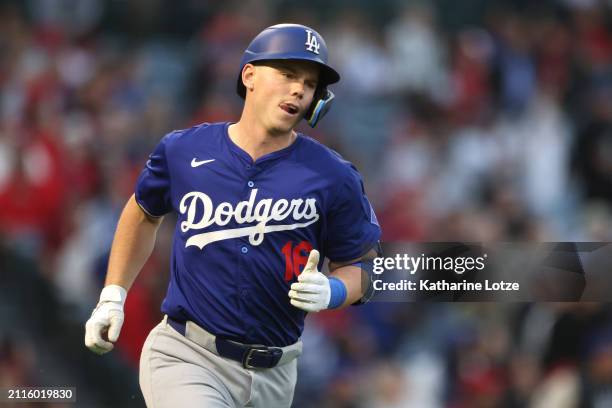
top-left (229, 120), bottom-right (296, 162)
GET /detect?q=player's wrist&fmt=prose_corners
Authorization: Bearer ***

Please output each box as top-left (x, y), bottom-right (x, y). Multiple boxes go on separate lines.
top-left (327, 277), bottom-right (347, 309)
top-left (99, 284), bottom-right (127, 306)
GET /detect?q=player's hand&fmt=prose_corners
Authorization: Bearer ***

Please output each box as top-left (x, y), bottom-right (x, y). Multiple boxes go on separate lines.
top-left (85, 285), bottom-right (127, 355)
top-left (288, 250), bottom-right (331, 313)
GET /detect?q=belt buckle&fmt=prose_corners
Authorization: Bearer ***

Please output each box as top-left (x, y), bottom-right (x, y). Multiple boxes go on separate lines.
top-left (243, 345), bottom-right (268, 369)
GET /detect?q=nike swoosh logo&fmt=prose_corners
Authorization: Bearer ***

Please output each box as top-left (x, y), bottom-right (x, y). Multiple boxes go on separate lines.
top-left (191, 158), bottom-right (215, 168)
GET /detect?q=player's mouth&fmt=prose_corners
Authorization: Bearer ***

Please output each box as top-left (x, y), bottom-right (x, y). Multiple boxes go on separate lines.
top-left (279, 102), bottom-right (300, 116)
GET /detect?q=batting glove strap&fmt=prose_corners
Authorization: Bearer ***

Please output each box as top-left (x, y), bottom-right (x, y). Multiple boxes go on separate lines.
top-left (99, 284), bottom-right (127, 305)
top-left (327, 277), bottom-right (347, 309)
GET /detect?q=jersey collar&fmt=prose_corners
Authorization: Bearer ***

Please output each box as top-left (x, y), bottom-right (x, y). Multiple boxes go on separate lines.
top-left (224, 122), bottom-right (303, 165)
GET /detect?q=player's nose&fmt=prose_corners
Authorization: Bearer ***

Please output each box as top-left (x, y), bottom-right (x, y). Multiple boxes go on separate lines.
top-left (290, 81), bottom-right (305, 99)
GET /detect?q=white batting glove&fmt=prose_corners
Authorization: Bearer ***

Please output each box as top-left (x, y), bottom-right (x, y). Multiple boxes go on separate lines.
top-left (288, 250), bottom-right (331, 313)
top-left (85, 285), bottom-right (127, 355)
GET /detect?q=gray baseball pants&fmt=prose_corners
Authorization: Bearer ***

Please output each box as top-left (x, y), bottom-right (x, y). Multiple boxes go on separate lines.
top-left (139, 316), bottom-right (301, 408)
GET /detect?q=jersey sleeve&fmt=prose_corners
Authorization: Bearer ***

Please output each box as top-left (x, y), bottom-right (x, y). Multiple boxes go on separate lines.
top-left (134, 133), bottom-right (173, 217)
top-left (324, 165), bottom-right (381, 262)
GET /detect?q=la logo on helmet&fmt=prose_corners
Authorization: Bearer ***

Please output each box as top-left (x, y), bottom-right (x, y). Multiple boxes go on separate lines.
top-left (305, 30), bottom-right (320, 54)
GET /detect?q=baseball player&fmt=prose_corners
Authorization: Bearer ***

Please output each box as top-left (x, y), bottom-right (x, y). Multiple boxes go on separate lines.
top-left (85, 23), bottom-right (381, 407)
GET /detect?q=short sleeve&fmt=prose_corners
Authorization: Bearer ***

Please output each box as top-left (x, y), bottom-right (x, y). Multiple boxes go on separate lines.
top-left (324, 165), bottom-right (381, 262)
top-left (134, 134), bottom-right (173, 217)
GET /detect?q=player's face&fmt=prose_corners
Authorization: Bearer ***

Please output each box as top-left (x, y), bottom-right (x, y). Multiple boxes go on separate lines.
top-left (249, 60), bottom-right (319, 134)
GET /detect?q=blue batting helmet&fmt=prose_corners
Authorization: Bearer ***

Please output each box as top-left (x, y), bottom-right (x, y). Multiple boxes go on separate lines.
top-left (236, 23), bottom-right (341, 127)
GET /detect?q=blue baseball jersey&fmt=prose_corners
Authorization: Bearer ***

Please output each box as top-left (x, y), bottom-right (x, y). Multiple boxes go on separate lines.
top-left (135, 122), bottom-right (381, 346)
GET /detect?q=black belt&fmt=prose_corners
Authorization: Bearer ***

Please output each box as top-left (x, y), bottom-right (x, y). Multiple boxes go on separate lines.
top-left (167, 317), bottom-right (283, 369)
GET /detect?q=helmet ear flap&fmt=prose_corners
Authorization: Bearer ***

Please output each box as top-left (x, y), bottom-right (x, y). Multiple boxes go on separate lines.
top-left (305, 88), bottom-right (335, 128)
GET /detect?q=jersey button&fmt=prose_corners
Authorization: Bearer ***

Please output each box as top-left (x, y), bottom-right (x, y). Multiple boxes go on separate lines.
top-left (246, 164), bottom-right (251, 169)
top-left (247, 181), bottom-right (254, 188)
top-left (241, 246), bottom-right (248, 254)
top-left (241, 289), bottom-right (248, 298)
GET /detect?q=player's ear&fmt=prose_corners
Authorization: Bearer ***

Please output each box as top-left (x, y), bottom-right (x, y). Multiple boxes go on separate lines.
top-left (242, 63), bottom-right (256, 93)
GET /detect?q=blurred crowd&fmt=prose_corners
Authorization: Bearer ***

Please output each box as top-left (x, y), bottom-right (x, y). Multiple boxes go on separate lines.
top-left (1, 0), bottom-right (612, 406)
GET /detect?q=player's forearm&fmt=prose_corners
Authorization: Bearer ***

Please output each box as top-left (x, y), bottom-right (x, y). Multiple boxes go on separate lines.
top-left (328, 265), bottom-right (363, 308)
top-left (327, 247), bottom-right (379, 308)
top-left (104, 194), bottom-right (163, 291)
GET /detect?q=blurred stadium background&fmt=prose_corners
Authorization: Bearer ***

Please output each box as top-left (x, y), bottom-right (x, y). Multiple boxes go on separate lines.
top-left (1, 0), bottom-right (612, 406)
